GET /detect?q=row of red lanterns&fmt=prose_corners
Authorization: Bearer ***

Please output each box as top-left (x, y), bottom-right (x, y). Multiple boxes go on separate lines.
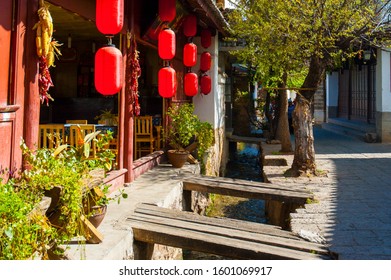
top-left (183, 14), bottom-right (198, 97)
top-left (94, 0), bottom-right (124, 96)
top-left (200, 28), bottom-right (212, 95)
top-left (158, 0), bottom-right (177, 98)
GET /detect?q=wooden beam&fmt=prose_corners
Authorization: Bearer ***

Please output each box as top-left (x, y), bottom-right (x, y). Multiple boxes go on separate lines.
top-left (127, 204), bottom-right (334, 260)
top-left (181, 175), bottom-right (313, 204)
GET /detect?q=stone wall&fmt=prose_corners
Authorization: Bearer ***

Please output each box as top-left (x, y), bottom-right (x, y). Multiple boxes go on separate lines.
top-left (313, 80), bottom-right (326, 124)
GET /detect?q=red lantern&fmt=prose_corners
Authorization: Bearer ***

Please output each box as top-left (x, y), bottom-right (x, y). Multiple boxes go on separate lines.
top-left (183, 14), bottom-right (197, 37)
top-left (200, 52), bottom-right (212, 72)
top-left (158, 28), bottom-right (176, 60)
top-left (201, 29), bottom-right (212, 49)
top-left (184, 72), bottom-right (198, 96)
top-left (159, 0), bottom-right (176, 22)
top-left (183, 43), bottom-right (197, 67)
top-left (158, 66), bottom-right (176, 98)
top-left (96, 0), bottom-right (124, 35)
top-left (95, 46), bottom-right (123, 95)
top-left (201, 75), bottom-right (211, 95)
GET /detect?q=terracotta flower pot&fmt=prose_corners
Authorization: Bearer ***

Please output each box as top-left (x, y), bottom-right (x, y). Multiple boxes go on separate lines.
top-left (88, 204), bottom-right (107, 228)
top-left (167, 150), bottom-right (189, 168)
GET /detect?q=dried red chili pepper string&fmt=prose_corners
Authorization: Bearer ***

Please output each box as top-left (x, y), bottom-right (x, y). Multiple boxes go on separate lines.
top-left (38, 56), bottom-right (54, 106)
top-left (126, 32), bottom-right (141, 116)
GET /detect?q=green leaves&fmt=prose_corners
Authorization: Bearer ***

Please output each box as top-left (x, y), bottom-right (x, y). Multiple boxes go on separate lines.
top-left (227, 0), bottom-right (391, 89)
top-left (166, 103), bottom-right (214, 160)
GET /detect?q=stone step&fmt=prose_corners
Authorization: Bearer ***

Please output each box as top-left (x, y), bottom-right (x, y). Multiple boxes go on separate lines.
top-left (321, 121), bottom-right (375, 141)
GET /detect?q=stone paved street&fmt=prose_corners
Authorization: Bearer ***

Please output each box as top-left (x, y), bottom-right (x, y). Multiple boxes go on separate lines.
top-left (262, 127), bottom-right (391, 260)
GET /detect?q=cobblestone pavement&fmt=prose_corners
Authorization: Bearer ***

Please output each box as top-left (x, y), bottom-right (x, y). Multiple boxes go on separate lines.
top-left (262, 127), bottom-right (391, 260)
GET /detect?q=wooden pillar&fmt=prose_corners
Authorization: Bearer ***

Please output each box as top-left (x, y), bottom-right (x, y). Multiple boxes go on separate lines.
top-left (23, 0), bottom-right (40, 152)
top-left (133, 241), bottom-right (154, 260)
top-left (182, 189), bottom-right (192, 212)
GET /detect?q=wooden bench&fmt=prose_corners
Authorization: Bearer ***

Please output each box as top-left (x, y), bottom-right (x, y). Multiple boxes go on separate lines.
top-left (127, 203), bottom-right (336, 260)
top-left (181, 175), bottom-right (314, 229)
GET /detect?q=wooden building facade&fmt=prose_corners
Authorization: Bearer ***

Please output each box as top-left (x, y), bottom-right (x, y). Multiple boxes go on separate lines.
top-left (0, 0), bottom-right (229, 183)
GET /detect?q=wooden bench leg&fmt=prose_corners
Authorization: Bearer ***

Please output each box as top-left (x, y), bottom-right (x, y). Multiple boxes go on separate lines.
top-left (133, 241), bottom-right (154, 260)
top-left (183, 190), bottom-right (192, 212)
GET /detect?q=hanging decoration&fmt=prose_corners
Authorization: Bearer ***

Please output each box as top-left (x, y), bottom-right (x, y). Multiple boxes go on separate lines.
top-left (33, 0), bottom-right (62, 105)
top-left (183, 14), bottom-right (197, 38)
top-left (201, 29), bottom-right (212, 49)
top-left (95, 0), bottom-right (124, 96)
top-left (159, 0), bottom-right (176, 22)
top-left (200, 75), bottom-right (211, 95)
top-left (126, 31), bottom-right (141, 116)
top-left (158, 66), bottom-right (177, 98)
top-left (184, 72), bottom-right (198, 97)
top-left (199, 29), bottom-right (212, 95)
top-left (158, 28), bottom-right (176, 60)
top-left (182, 13), bottom-right (198, 97)
top-left (183, 43), bottom-right (197, 67)
top-left (96, 0), bottom-right (124, 35)
top-left (157, 1), bottom-right (177, 98)
top-left (200, 51), bottom-right (211, 72)
top-left (95, 45), bottom-right (123, 95)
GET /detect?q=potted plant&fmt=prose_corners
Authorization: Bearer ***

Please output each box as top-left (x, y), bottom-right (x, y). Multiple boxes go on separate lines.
top-left (165, 103), bottom-right (214, 168)
top-left (95, 109), bottom-right (118, 125)
top-left (0, 132), bottom-right (126, 259)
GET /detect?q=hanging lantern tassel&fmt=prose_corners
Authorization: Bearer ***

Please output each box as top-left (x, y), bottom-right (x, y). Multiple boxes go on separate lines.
top-left (201, 75), bottom-right (211, 95)
top-left (158, 28), bottom-right (176, 60)
top-left (158, 66), bottom-right (177, 98)
top-left (159, 0), bottom-right (176, 22)
top-left (95, 45), bottom-right (123, 95)
top-left (96, 0), bottom-right (124, 35)
top-left (184, 72), bottom-right (198, 97)
top-left (183, 43), bottom-right (197, 67)
top-left (200, 51), bottom-right (212, 72)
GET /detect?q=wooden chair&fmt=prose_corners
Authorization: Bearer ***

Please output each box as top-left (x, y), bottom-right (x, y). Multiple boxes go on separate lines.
top-left (38, 124), bottom-right (65, 149)
top-left (134, 116), bottom-right (156, 159)
top-left (66, 119), bottom-right (88, 124)
top-left (68, 124), bottom-right (97, 158)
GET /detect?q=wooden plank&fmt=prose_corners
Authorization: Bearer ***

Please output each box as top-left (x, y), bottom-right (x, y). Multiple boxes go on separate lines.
top-left (132, 205), bottom-right (329, 254)
top-left (128, 219), bottom-right (329, 260)
top-left (81, 215), bottom-right (104, 244)
top-left (183, 175), bottom-right (310, 193)
top-left (182, 177), bottom-right (312, 204)
top-left (129, 213), bottom-right (328, 255)
top-left (135, 203), bottom-right (299, 239)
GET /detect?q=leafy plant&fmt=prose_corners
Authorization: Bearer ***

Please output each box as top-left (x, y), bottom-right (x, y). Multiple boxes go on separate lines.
top-left (0, 178), bottom-right (57, 260)
top-left (94, 109), bottom-right (118, 125)
top-left (0, 133), bottom-right (123, 259)
top-left (165, 103), bottom-right (214, 159)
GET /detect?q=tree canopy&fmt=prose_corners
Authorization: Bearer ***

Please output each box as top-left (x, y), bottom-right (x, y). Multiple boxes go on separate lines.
top-left (227, 0), bottom-right (391, 175)
top-left (227, 0), bottom-right (391, 90)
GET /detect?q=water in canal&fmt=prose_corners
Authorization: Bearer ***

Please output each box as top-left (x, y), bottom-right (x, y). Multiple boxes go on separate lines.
top-left (207, 142), bottom-right (267, 223)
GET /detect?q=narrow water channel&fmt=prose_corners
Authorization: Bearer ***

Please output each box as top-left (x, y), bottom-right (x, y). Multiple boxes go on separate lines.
top-left (207, 142), bottom-right (266, 223)
top-left (183, 142), bottom-right (267, 260)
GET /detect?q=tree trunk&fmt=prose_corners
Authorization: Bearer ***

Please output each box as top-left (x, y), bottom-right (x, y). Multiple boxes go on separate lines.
top-left (289, 56), bottom-right (325, 176)
top-left (275, 75), bottom-right (292, 153)
top-left (290, 94), bottom-right (316, 175)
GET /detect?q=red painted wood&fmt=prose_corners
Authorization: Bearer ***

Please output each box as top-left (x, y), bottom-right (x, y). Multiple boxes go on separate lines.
top-left (0, 0), bottom-right (13, 106)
